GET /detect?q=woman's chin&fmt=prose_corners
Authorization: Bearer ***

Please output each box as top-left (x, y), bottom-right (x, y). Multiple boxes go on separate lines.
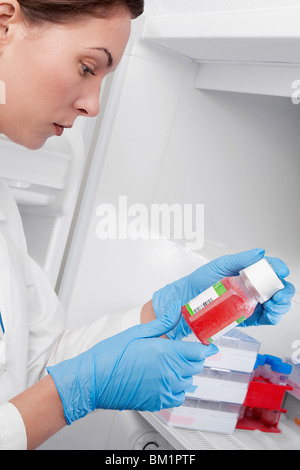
top-left (4, 131), bottom-right (48, 150)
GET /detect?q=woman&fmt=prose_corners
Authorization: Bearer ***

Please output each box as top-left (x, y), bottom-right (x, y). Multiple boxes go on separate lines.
top-left (0, 0), bottom-right (295, 450)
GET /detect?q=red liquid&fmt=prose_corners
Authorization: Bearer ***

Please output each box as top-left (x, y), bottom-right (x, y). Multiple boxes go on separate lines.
top-left (182, 276), bottom-right (257, 345)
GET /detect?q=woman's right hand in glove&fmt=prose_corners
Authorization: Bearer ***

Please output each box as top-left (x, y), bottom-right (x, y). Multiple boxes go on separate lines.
top-left (47, 299), bottom-right (218, 425)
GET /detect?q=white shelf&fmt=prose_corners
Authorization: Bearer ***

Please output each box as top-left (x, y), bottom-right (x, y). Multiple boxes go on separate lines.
top-left (143, 8), bottom-right (300, 64)
top-left (195, 62), bottom-right (300, 97)
top-left (140, 412), bottom-right (300, 450)
top-left (143, 7), bottom-right (300, 97)
top-left (0, 137), bottom-right (71, 190)
top-left (0, 129), bottom-right (85, 215)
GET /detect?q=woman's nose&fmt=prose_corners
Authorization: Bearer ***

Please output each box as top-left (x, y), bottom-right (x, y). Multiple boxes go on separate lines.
top-left (74, 83), bottom-right (101, 118)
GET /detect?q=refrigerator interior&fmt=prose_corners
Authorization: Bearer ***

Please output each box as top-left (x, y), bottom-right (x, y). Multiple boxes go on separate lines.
top-left (53, 6), bottom-right (300, 449)
top-left (1, 0), bottom-right (299, 450)
top-left (59, 9), bottom-right (300, 357)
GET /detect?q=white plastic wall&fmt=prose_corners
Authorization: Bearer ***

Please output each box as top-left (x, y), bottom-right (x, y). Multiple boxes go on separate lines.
top-left (144, 0), bottom-right (300, 15)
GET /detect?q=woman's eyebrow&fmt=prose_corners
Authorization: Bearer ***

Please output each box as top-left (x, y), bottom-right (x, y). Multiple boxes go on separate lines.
top-left (85, 47), bottom-right (114, 68)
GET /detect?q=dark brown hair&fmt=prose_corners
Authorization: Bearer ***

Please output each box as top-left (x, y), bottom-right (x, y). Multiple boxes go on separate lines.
top-left (18, 0), bottom-right (144, 24)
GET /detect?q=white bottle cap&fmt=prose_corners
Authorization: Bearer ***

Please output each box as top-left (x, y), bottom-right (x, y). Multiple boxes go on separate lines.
top-left (239, 258), bottom-right (284, 303)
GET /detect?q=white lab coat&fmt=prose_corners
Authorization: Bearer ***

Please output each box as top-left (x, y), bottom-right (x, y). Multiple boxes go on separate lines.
top-left (0, 178), bottom-right (141, 449)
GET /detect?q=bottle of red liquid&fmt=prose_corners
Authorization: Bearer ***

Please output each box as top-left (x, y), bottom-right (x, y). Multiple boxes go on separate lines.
top-left (182, 258), bottom-right (284, 345)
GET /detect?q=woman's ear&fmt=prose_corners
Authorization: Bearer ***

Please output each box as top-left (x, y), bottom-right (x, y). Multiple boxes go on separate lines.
top-left (0, 1), bottom-right (21, 42)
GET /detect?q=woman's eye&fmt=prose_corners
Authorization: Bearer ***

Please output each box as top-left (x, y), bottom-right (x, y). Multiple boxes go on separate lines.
top-left (81, 63), bottom-right (96, 77)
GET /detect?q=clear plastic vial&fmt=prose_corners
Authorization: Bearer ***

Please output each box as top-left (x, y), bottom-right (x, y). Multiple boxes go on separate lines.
top-left (269, 361), bottom-right (292, 386)
top-left (263, 355), bottom-right (282, 380)
top-left (182, 258), bottom-right (284, 345)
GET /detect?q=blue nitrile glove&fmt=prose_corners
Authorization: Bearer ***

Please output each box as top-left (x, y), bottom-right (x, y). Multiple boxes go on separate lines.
top-left (153, 248), bottom-right (295, 339)
top-left (47, 299), bottom-right (218, 425)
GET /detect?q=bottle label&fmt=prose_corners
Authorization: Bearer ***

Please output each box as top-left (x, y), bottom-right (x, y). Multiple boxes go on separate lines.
top-left (207, 315), bottom-right (246, 343)
top-left (185, 281), bottom-right (227, 317)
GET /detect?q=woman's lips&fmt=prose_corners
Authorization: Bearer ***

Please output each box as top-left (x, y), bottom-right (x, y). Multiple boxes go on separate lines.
top-left (53, 123), bottom-right (64, 137)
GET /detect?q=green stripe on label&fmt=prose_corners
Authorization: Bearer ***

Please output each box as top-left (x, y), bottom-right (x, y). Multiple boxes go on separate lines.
top-left (213, 281), bottom-right (227, 296)
top-left (236, 316), bottom-right (246, 324)
top-left (185, 303), bottom-right (195, 317)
